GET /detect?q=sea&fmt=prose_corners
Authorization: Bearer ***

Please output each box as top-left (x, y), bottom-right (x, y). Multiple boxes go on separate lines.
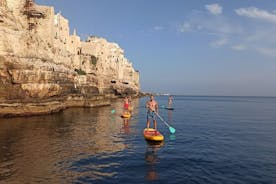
top-left (0, 96), bottom-right (276, 184)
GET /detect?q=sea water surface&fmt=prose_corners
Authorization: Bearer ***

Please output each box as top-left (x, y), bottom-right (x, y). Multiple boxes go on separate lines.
top-left (0, 96), bottom-right (276, 184)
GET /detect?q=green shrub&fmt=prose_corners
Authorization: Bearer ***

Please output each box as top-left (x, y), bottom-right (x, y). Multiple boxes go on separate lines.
top-left (90, 55), bottom-right (97, 66)
top-left (74, 68), bottom-right (86, 75)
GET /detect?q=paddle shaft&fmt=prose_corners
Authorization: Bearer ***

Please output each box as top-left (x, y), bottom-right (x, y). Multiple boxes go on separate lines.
top-left (155, 112), bottom-right (171, 128)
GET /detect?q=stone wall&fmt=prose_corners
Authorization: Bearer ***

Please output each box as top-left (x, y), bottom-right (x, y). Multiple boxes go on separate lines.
top-left (0, 0), bottom-right (7, 7)
top-left (6, 0), bottom-right (24, 14)
top-left (0, 0), bottom-right (140, 117)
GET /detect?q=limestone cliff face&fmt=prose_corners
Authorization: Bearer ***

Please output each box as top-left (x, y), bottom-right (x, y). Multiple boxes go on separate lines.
top-left (0, 0), bottom-right (140, 117)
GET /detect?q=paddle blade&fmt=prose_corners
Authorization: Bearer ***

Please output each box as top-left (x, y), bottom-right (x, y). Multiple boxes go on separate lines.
top-left (111, 109), bottom-right (116, 114)
top-left (169, 126), bottom-right (176, 134)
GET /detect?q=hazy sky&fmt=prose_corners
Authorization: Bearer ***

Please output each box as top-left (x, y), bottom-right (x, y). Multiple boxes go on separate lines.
top-left (36, 0), bottom-right (276, 96)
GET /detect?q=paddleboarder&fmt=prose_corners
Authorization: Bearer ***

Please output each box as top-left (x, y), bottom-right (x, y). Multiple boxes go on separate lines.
top-left (128, 96), bottom-right (133, 113)
top-left (122, 96), bottom-right (131, 117)
top-left (123, 96), bottom-right (129, 110)
top-left (168, 95), bottom-right (173, 108)
top-left (146, 95), bottom-right (159, 130)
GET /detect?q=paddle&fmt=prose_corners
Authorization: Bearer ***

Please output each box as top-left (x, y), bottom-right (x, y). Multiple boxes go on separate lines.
top-left (155, 112), bottom-right (176, 134)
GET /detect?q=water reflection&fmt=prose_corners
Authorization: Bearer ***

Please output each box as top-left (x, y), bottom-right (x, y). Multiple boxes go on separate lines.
top-left (167, 109), bottom-right (173, 124)
top-left (169, 134), bottom-right (176, 141)
top-left (145, 141), bottom-right (164, 181)
top-left (122, 118), bottom-right (130, 135)
top-left (0, 97), bottom-right (140, 184)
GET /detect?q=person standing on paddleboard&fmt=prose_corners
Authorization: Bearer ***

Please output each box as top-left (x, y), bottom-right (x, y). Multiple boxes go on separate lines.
top-left (168, 95), bottom-right (173, 108)
top-left (123, 96), bottom-right (129, 110)
top-left (122, 96), bottom-right (130, 116)
top-left (128, 96), bottom-right (133, 113)
top-left (146, 95), bottom-right (159, 130)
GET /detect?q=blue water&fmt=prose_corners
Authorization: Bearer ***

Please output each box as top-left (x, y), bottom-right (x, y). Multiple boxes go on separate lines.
top-left (0, 96), bottom-right (276, 183)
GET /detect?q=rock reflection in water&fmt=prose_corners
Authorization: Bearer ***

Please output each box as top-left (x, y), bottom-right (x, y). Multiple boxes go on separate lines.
top-left (0, 98), bottom-right (140, 183)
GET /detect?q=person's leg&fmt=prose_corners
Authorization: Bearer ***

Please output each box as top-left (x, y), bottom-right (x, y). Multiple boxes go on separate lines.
top-left (147, 112), bottom-right (150, 128)
top-left (153, 113), bottom-right (157, 130)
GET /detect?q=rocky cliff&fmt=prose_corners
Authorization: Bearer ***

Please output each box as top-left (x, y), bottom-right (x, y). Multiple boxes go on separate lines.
top-left (0, 0), bottom-right (140, 117)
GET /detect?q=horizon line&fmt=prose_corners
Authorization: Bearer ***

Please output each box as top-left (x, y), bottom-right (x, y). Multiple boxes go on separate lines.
top-left (151, 94), bottom-right (276, 98)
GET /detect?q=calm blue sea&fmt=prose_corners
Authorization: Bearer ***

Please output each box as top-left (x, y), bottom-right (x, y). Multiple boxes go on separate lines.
top-left (0, 96), bottom-right (276, 183)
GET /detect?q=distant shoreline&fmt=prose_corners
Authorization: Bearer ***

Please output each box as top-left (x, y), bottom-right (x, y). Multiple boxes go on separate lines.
top-left (154, 94), bottom-right (276, 98)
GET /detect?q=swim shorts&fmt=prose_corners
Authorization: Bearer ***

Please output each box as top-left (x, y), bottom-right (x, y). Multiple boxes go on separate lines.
top-left (147, 110), bottom-right (156, 121)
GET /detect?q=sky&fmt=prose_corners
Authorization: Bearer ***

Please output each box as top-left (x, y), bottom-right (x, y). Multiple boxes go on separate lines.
top-left (36, 0), bottom-right (276, 96)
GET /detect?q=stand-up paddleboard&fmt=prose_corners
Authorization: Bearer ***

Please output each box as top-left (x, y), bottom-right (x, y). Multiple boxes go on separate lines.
top-left (121, 112), bottom-right (131, 118)
top-left (144, 128), bottom-right (164, 142)
top-left (165, 107), bottom-right (174, 110)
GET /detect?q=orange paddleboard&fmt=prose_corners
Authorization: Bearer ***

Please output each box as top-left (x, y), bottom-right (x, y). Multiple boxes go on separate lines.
top-left (144, 128), bottom-right (164, 142)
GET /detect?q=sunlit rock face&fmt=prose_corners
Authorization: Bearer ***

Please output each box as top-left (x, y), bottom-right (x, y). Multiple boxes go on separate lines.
top-left (0, 0), bottom-right (140, 117)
